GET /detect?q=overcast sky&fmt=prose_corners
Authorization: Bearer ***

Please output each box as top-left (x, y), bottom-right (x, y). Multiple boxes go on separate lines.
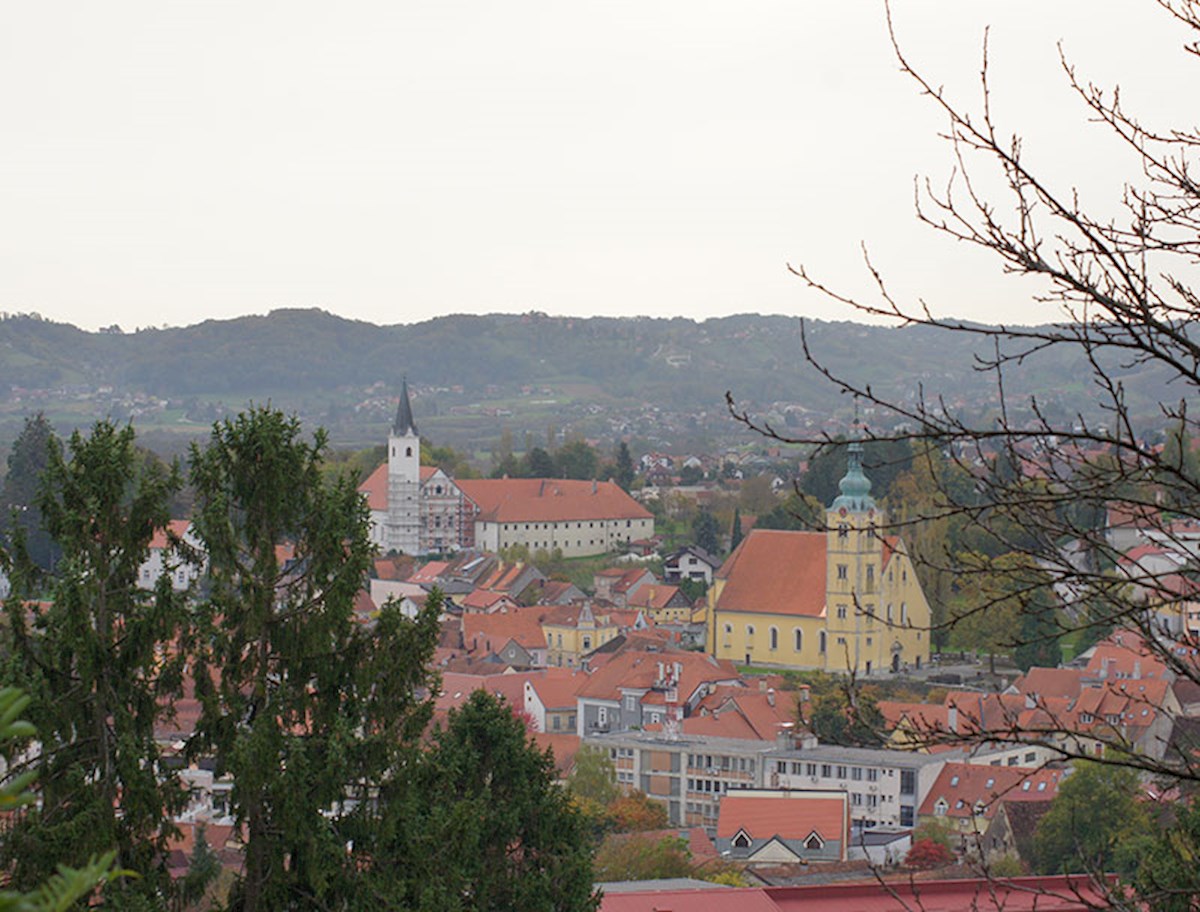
top-left (0, 2), bottom-right (1190, 331)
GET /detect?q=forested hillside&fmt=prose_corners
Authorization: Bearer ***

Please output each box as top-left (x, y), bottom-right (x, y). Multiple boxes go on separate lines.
top-left (0, 309), bottom-right (1179, 452)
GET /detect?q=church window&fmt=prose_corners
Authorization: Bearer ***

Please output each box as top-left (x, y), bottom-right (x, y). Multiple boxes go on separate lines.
top-left (794, 628), bottom-right (803, 651)
top-left (769, 627), bottom-right (778, 650)
top-left (819, 631), bottom-right (827, 653)
top-left (837, 564), bottom-right (848, 581)
top-left (406, 447), bottom-right (412, 457)
top-left (745, 625), bottom-right (755, 639)
top-left (900, 603), bottom-right (908, 625)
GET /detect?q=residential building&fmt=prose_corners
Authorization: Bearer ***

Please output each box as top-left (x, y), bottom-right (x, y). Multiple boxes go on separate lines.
top-left (542, 602), bottom-right (619, 668)
top-left (715, 789), bottom-right (850, 864)
top-left (138, 519), bottom-right (204, 591)
top-left (918, 761), bottom-right (1066, 851)
top-left (707, 444), bottom-right (930, 674)
top-left (575, 648), bottom-right (742, 737)
top-left (663, 545), bottom-right (720, 585)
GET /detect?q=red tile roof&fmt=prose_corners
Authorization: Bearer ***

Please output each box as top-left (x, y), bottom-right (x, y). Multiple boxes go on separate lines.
top-left (359, 463), bottom-right (388, 511)
top-left (576, 648), bottom-right (740, 702)
top-left (715, 530), bottom-right (827, 618)
top-left (462, 607), bottom-right (548, 653)
top-left (526, 668), bottom-right (589, 710)
top-left (717, 793), bottom-right (847, 844)
top-left (149, 519), bottom-right (192, 550)
top-left (918, 762), bottom-right (1064, 819)
top-left (455, 478), bottom-right (652, 523)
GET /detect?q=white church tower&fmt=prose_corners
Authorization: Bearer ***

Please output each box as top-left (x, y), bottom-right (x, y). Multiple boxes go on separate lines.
top-left (385, 378), bottom-right (421, 555)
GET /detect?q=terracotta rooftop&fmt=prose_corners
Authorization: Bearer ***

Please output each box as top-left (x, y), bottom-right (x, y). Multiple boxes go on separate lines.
top-left (715, 530), bottom-right (827, 618)
top-left (716, 793), bottom-right (847, 843)
top-left (455, 478), bottom-right (652, 523)
top-left (149, 518), bottom-right (192, 551)
top-left (577, 648), bottom-right (740, 702)
top-left (358, 463), bottom-right (388, 512)
top-left (918, 762), bottom-right (1064, 819)
top-left (462, 607), bottom-right (548, 653)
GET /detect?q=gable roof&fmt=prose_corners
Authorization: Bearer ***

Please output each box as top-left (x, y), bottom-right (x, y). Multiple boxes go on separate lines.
top-left (717, 793), bottom-right (846, 843)
top-left (715, 530), bottom-right (827, 618)
top-left (577, 648), bottom-right (740, 703)
top-left (455, 478), bottom-right (652, 523)
top-left (358, 463), bottom-right (388, 512)
top-left (149, 519), bottom-right (193, 550)
top-left (918, 762), bottom-right (1064, 819)
top-left (462, 607), bottom-right (548, 653)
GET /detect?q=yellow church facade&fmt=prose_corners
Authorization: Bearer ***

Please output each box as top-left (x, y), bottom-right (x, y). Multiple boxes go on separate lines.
top-left (707, 444), bottom-right (930, 675)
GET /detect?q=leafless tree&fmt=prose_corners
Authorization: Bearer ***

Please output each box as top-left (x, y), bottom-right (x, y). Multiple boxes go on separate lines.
top-left (730, 2), bottom-right (1200, 905)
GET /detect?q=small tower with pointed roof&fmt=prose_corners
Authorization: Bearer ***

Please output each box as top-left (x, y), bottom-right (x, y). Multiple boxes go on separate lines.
top-left (385, 378), bottom-right (421, 555)
top-left (825, 442), bottom-right (884, 673)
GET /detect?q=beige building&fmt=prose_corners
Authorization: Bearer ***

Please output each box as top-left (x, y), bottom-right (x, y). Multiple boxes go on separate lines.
top-left (707, 444), bottom-right (930, 675)
top-left (457, 478), bottom-right (653, 558)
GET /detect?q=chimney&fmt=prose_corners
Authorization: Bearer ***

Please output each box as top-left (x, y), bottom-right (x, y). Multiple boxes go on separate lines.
top-left (767, 688), bottom-right (776, 707)
top-left (592, 480), bottom-right (598, 494)
top-left (538, 480), bottom-right (545, 496)
top-left (1133, 660), bottom-right (1142, 680)
top-left (656, 662), bottom-right (665, 686)
top-left (947, 702), bottom-right (958, 734)
top-left (758, 678), bottom-right (768, 692)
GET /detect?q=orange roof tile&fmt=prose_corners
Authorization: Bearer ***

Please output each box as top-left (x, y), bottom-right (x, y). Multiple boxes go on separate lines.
top-left (717, 794), bottom-right (847, 843)
top-left (527, 668), bottom-right (589, 710)
top-left (358, 463), bottom-right (388, 512)
top-left (919, 762), bottom-right (1063, 819)
top-left (455, 478), bottom-right (652, 523)
top-left (577, 648), bottom-right (740, 702)
top-left (149, 519), bottom-right (192, 550)
top-left (462, 607), bottom-right (548, 652)
top-left (715, 530), bottom-right (827, 618)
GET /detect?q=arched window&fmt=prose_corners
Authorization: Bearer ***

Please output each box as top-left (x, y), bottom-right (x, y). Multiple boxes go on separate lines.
top-left (794, 628), bottom-right (803, 651)
top-left (819, 631), bottom-right (827, 653)
top-left (732, 830), bottom-right (752, 849)
top-left (769, 627), bottom-right (778, 650)
top-left (406, 446), bottom-right (413, 457)
top-left (900, 602), bottom-right (908, 625)
top-left (804, 832), bottom-right (825, 851)
top-left (746, 625), bottom-right (755, 639)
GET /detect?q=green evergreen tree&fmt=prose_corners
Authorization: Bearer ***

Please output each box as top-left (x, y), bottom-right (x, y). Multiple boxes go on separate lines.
top-left (365, 691), bottom-right (598, 911)
top-left (692, 510), bottom-right (720, 556)
top-left (615, 442), bottom-right (635, 492)
top-left (523, 446), bottom-right (556, 478)
top-left (187, 407), bottom-right (440, 912)
top-left (729, 508), bottom-right (744, 551)
top-left (2, 421), bottom-right (188, 905)
top-left (0, 413), bottom-right (58, 572)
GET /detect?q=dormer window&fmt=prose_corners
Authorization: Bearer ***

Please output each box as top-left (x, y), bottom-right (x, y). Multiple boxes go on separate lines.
top-left (804, 832), bottom-right (825, 851)
top-left (732, 830), bottom-right (752, 849)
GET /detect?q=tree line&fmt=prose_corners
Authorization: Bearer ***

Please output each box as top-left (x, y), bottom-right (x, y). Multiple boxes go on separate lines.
top-left (0, 409), bottom-right (597, 912)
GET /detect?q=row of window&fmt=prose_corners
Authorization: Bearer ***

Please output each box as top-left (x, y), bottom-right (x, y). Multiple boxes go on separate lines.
top-left (724, 625), bottom-right (825, 653)
top-left (777, 760), bottom-right (886, 782)
top-left (687, 754), bottom-right (756, 774)
top-left (501, 520), bottom-right (641, 531)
